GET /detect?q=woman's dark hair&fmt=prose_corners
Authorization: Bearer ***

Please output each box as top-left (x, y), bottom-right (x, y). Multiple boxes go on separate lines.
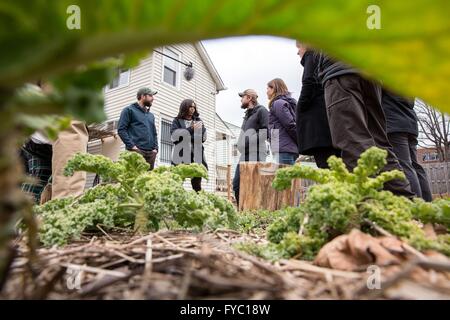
top-left (177, 99), bottom-right (199, 120)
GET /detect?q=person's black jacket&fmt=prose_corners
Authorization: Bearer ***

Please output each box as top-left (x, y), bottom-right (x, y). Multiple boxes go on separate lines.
top-left (22, 139), bottom-right (53, 162)
top-left (170, 117), bottom-right (208, 169)
top-left (296, 50), bottom-right (335, 155)
top-left (118, 103), bottom-right (158, 151)
top-left (237, 105), bottom-right (269, 161)
top-left (382, 89), bottom-right (418, 136)
top-left (316, 52), bottom-right (358, 85)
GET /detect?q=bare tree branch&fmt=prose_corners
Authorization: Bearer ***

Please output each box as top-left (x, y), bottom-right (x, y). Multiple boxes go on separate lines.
top-left (416, 99), bottom-right (450, 162)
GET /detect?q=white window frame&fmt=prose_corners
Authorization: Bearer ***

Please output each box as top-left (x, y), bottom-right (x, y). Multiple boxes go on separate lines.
top-left (161, 46), bottom-right (182, 90)
top-left (105, 69), bottom-right (130, 92)
top-left (158, 115), bottom-right (175, 165)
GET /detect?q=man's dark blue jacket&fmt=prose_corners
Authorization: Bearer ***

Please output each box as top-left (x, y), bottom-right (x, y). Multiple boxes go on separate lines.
top-left (118, 103), bottom-right (158, 151)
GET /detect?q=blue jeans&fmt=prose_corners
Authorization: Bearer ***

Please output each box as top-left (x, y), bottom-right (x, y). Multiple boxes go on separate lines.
top-left (275, 152), bottom-right (298, 165)
top-left (232, 164), bottom-right (241, 205)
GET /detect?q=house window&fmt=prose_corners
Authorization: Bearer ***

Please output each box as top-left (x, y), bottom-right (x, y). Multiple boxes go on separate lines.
top-left (162, 47), bottom-right (180, 87)
top-left (232, 144), bottom-right (239, 157)
top-left (423, 152), bottom-right (439, 162)
top-left (107, 69), bottom-right (130, 90)
top-left (159, 119), bottom-right (173, 165)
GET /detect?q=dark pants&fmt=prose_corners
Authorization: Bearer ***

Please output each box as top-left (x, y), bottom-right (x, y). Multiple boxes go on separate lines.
top-left (310, 147), bottom-right (341, 169)
top-left (388, 132), bottom-right (432, 201)
top-left (324, 74), bottom-right (414, 197)
top-left (133, 149), bottom-right (157, 170)
top-left (233, 163), bottom-right (241, 205)
top-left (274, 152), bottom-right (298, 165)
top-left (191, 177), bottom-right (202, 192)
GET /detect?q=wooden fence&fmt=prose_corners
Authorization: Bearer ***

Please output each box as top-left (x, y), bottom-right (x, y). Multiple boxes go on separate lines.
top-left (422, 162), bottom-right (450, 197)
top-left (216, 164), bottom-right (232, 201)
top-left (219, 161), bottom-right (450, 211)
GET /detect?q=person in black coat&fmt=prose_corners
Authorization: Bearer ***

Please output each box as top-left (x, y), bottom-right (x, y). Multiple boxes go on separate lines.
top-left (170, 99), bottom-right (208, 192)
top-left (382, 89), bottom-right (432, 201)
top-left (295, 42), bottom-right (340, 168)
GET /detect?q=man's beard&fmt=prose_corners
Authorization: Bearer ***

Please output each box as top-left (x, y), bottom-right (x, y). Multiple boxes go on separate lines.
top-left (143, 101), bottom-right (152, 107)
top-left (241, 103), bottom-right (248, 109)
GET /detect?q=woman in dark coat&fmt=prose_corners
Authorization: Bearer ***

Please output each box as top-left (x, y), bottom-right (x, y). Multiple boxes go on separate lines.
top-left (267, 78), bottom-right (299, 165)
top-left (170, 99), bottom-right (208, 192)
top-left (296, 42), bottom-right (340, 168)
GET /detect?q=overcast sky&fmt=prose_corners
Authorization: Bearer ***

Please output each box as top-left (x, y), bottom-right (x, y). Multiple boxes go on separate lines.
top-left (203, 36), bottom-right (303, 127)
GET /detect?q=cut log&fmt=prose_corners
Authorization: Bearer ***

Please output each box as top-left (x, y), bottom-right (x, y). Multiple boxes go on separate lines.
top-left (238, 162), bottom-right (304, 211)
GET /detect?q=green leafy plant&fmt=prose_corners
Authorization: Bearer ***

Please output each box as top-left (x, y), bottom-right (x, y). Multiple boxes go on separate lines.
top-left (411, 198), bottom-right (450, 230)
top-left (234, 209), bottom-right (288, 235)
top-left (2, 0), bottom-right (450, 280)
top-left (237, 147), bottom-right (450, 260)
top-left (36, 151), bottom-right (238, 246)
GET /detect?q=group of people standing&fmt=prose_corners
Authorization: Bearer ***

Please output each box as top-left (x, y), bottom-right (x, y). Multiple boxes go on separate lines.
top-left (232, 41), bottom-right (432, 205)
top-left (24, 41), bottom-right (431, 206)
top-left (118, 88), bottom-right (208, 192)
top-left (116, 39), bottom-right (432, 206)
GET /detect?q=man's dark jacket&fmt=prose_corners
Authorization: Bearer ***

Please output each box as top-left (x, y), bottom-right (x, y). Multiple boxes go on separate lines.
top-left (118, 103), bottom-right (158, 151)
top-left (382, 89), bottom-right (418, 136)
top-left (237, 105), bottom-right (269, 161)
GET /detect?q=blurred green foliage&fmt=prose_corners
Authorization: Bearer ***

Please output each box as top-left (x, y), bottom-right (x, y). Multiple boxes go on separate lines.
top-left (1, 0), bottom-right (449, 121)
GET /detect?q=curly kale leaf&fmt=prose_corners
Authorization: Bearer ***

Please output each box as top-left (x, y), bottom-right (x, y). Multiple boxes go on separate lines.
top-left (272, 165), bottom-right (332, 191)
top-left (116, 151), bottom-right (150, 180)
top-left (38, 199), bottom-right (117, 246)
top-left (411, 198), bottom-right (450, 230)
top-left (267, 207), bottom-right (305, 243)
top-left (154, 163), bottom-right (208, 181)
top-left (262, 147), bottom-right (450, 261)
top-left (64, 152), bottom-right (122, 182)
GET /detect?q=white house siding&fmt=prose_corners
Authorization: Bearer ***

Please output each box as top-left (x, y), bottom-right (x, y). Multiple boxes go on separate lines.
top-left (215, 139), bottom-right (229, 166)
top-left (215, 115), bottom-right (233, 166)
top-left (225, 122), bottom-right (242, 178)
top-left (89, 43), bottom-right (219, 192)
top-left (214, 116), bottom-right (235, 193)
top-left (103, 55), bottom-right (154, 121)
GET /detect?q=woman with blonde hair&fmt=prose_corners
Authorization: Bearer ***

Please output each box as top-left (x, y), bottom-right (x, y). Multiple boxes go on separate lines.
top-left (267, 78), bottom-right (298, 165)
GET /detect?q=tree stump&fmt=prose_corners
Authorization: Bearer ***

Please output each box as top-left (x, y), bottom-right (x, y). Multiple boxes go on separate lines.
top-left (238, 162), bottom-right (303, 211)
